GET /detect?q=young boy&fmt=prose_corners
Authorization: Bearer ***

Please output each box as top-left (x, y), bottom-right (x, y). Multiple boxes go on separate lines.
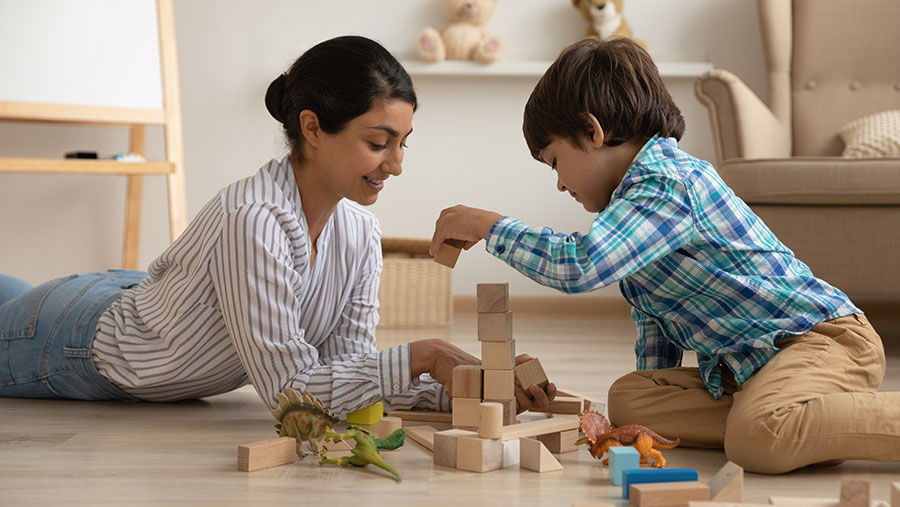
top-left (429, 37), bottom-right (900, 474)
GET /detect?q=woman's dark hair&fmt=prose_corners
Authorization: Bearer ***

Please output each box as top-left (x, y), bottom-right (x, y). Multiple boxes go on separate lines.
top-left (523, 37), bottom-right (684, 160)
top-left (265, 35), bottom-right (417, 160)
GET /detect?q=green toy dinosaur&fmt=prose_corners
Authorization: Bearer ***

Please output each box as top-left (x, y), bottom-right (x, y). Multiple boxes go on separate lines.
top-left (271, 388), bottom-right (340, 458)
top-left (319, 426), bottom-right (406, 482)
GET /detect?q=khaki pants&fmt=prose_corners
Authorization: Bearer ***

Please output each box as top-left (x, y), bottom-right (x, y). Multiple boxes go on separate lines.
top-left (607, 314), bottom-right (900, 474)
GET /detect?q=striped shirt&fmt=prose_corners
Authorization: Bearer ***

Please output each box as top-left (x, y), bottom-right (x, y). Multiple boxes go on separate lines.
top-left (92, 156), bottom-right (449, 413)
top-left (486, 135), bottom-right (859, 398)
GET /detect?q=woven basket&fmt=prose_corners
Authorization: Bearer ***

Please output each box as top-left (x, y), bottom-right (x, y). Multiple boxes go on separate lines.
top-left (378, 237), bottom-right (453, 327)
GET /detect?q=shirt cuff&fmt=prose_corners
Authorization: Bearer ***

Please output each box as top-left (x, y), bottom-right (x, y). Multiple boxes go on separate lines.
top-left (375, 343), bottom-right (413, 398)
top-left (485, 216), bottom-right (526, 259)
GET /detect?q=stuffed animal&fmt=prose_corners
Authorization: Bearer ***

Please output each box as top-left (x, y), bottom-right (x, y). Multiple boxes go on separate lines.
top-left (418, 0), bottom-right (504, 64)
top-left (572, 0), bottom-right (645, 48)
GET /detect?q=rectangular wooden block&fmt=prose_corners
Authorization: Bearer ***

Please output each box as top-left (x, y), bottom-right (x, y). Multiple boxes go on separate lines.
top-left (707, 461), bottom-right (742, 502)
top-left (451, 397), bottom-right (482, 428)
top-left (482, 339), bottom-right (515, 370)
top-left (530, 396), bottom-right (583, 415)
top-left (514, 357), bottom-right (549, 391)
top-left (484, 398), bottom-right (517, 426)
top-left (346, 402), bottom-right (383, 426)
top-left (500, 415), bottom-right (580, 441)
top-left (237, 437), bottom-right (296, 472)
top-left (477, 312), bottom-right (513, 342)
top-left (483, 369), bottom-right (515, 400)
top-left (456, 436), bottom-right (502, 473)
top-left (433, 428), bottom-right (477, 468)
top-left (452, 365), bottom-right (482, 399)
top-left (387, 410), bottom-right (452, 424)
top-left (405, 425), bottom-right (438, 452)
top-left (476, 283), bottom-right (509, 313)
top-left (536, 428), bottom-right (579, 454)
top-left (623, 469), bottom-right (699, 499)
top-left (434, 240), bottom-right (462, 268)
top-left (630, 481), bottom-right (710, 507)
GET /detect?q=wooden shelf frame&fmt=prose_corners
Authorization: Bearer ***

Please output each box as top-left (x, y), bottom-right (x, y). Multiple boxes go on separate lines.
top-left (400, 59), bottom-right (713, 78)
top-left (0, 0), bottom-right (186, 270)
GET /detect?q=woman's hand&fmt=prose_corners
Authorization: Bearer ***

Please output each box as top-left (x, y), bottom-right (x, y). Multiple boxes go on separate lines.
top-left (429, 205), bottom-right (503, 257)
top-left (409, 339), bottom-right (480, 392)
top-left (513, 354), bottom-right (557, 413)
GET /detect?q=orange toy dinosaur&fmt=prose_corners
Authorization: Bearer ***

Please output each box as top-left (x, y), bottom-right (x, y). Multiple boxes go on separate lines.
top-left (577, 410), bottom-right (680, 468)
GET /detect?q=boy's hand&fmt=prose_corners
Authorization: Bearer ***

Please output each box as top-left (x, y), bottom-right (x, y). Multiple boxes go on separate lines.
top-left (512, 354), bottom-right (557, 413)
top-left (430, 205), bottom-right (503, 257)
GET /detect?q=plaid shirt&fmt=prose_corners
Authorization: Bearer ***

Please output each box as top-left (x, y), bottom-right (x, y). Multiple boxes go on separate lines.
top-left (486, 135), bottom-right (859, 398)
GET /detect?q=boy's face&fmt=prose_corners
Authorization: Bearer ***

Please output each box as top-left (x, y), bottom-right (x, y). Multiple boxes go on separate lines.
top-left (538, 117), bottom-right (638, 213)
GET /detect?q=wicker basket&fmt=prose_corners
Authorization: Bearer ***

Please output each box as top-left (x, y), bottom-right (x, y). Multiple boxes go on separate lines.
top-left (378, 237), bottom-right (453, 327)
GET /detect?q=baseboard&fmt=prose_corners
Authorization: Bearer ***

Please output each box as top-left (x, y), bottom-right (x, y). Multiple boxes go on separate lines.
top-left (454, 295), bottom-right (631, 317)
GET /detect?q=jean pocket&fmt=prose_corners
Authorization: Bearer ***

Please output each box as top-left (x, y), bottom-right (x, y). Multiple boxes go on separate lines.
top-left (0, 275), bottom-right (72, 340)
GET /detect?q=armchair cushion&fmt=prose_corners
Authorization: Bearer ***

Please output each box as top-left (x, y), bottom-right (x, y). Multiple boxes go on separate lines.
top-left (839, 109), bottom-right (900, 158)
top-left (717, 158), bottom-right (900, 205)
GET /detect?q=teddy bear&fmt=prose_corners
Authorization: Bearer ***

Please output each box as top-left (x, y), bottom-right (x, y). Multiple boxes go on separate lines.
top-left (572, 0), bottom-right (645, 48)
top-left (418, 0), bottom-right (504, 64)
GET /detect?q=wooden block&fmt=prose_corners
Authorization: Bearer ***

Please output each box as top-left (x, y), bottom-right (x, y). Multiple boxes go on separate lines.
top-left (451, 397), bottom-right (482, 428)
top-left (892, 482), bottom-right (899, 507)
top-left (769, 498), bottom-right (839, 506)
top-left (707, 461), bottom-right (742, 502)
top-left (840, 479), bottom-right (869, 507)
top-left (483, 369), bottom-right (515, 400)
top-left (478, 402), bottom-right (504, 439)
top-left (477, 283), bottom-right (509, 313)
top-left (376, 416), bottom-right (403, 440)
top-left (690, 503), bottom-right (771, 507)
top-left (434, 240), bottom-right (462, 268)
top-left (477, 312), bottom-right (513, 342)
top-left (514, 358), bottom-right (549, 391)
top-left (484, 398), bottom-right (517, 426)
top-left (609, 446), bottom-right (641, 486)
top-left (536, 428), bottom-right (579, 454)
top-left (433, 428), bottom-right (477, 468)
top-left (346, 402), bottom-right (383, 426)
top-left (403, 425), bottom-right (437, 452)
top-left (500, 415), bottom-right (580, 441)
top-left (501, 438), bottom-right (520, 468)
top-left (387, 410), bottom-right (452, 424)
top-left (456, 436), bottom-right (503, 473)
top-left (530, 396), bottom-right (583, 415)
top-left (237, 437), bottom-right (296, 472)
top-left (630, 482), bottom-right (710, 507)
top-left (519, 437), bottom-right (563, 473)
top-left (623, 469), bottom-right (699, 499)
top-left (482, 339), bottom-right (516, 370)
top-left (555, 387), bottom-right (605, 413)
top-left (573, 504), bottom-right (616, 507)
top-left (451, 365), bottom-right (482, 399)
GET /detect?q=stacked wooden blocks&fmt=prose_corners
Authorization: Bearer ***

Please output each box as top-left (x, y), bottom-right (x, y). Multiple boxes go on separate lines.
top-left (476, 283), bottom-right (517, 426)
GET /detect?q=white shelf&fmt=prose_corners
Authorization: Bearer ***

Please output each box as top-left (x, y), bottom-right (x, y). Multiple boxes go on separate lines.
top-left (401, 59), bottom-right (712, 78)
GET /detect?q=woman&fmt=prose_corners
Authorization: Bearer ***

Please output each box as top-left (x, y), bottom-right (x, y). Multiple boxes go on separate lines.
top-left (0, 36), bottom-right (559, 415)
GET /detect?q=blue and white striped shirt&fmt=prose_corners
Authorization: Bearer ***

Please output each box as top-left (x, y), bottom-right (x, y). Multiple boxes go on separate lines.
top-left (486, 135), bottom-right (859, 398)
top-left (92, 156), bottom-right (449, 413)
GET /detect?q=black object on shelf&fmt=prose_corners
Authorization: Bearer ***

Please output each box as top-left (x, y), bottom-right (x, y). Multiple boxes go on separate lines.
top-left (64, 151), bottom-right (98, 159)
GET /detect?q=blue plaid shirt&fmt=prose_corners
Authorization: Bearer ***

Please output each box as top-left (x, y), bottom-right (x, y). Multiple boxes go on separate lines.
top-left (486, 135), bottom-right (859, 398)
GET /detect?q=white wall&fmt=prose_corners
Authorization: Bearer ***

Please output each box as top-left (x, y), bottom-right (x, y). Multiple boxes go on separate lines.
top-left (0, 0), bottom-right (765, 299)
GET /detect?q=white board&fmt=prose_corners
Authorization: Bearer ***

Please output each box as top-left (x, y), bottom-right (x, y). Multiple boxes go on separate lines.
top-left (0, 0), bottom-right (163, 109)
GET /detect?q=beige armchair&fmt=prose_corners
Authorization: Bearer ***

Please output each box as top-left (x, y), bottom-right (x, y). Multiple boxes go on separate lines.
top-left (695, 0), bottom-right (900, 336)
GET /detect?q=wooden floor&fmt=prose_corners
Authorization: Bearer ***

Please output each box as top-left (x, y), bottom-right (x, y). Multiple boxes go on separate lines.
top-left (1, 310), bottom-right (898, 505)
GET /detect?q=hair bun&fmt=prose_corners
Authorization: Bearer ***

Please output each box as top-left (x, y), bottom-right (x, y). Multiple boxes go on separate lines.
top-left (265, 73), bottom-right (288, 123)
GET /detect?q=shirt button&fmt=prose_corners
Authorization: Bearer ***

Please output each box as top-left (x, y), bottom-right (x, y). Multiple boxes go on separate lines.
top-left (496, 245), bottom-right (506, 254)
top-left (393, 383), bottom-right (401, 391)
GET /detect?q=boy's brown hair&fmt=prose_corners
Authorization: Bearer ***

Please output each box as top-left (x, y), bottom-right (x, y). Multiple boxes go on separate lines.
top-left (523, 37), bottom-right (684, 160)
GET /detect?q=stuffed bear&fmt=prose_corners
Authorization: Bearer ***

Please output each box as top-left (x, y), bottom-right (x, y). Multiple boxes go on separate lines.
top-left (418, 0), bottom-right (504, 64)
top-left (572, 0), bottom-right (645, 48)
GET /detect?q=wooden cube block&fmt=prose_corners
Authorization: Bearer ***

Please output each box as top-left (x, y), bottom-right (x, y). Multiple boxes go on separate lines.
top-left (839, 479), bottom-right (869, 507)
top-left (482, 339), bottom-right (515, 370)
top-left (237, 437), bottom-right (297, 472)
top-left (451, 365), bottom-right (482, 399)
top-left (501, 438), bottom-right (520, 468)
top-left (346, 402), bottom-right (383, 426)
top-left (623, 469), bottom-right (699, 500)
top-left (476, 283), bottom-right (509, 313)
top-left (484, 398), bottom-right (517, 426)
top-left (610, 446), bottom-right (641, 486)
top-left (477, 312), bottom-right (513, 342)
top-left (892, 482), bottom-right (900, 507)
top-left (434, 240), bottom-right (463, 268)
top-left (536, 428), bottom-right (579, 454)
top-left (451, 397), bottom-right (482, 428)
top-left (530, 396), bottom-right (583, 415)
top-left (707, 461), bottom-right (743, 502)
top-left (433, 428), bottom-right (477, 468)
top-left (630, 481), bottom-right (710, 507)
top-left (514, 357), bottom-right (549, 391)
top-left (376, 416), bottom-right (403, 440)
top-left (483, 369), bottom-right (515, 400)
top-left (519, 437), bottom-right (563, 473)
top-left (456, 436), bottom-right (502, 473)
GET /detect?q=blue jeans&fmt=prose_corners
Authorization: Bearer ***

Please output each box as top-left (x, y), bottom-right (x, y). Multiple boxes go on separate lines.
top-left (0, 270), bottom-right (146, 401)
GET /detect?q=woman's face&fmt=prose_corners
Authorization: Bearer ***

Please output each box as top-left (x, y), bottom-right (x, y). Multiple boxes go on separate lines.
top-left (315, 99), bottom-right (414, 206)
